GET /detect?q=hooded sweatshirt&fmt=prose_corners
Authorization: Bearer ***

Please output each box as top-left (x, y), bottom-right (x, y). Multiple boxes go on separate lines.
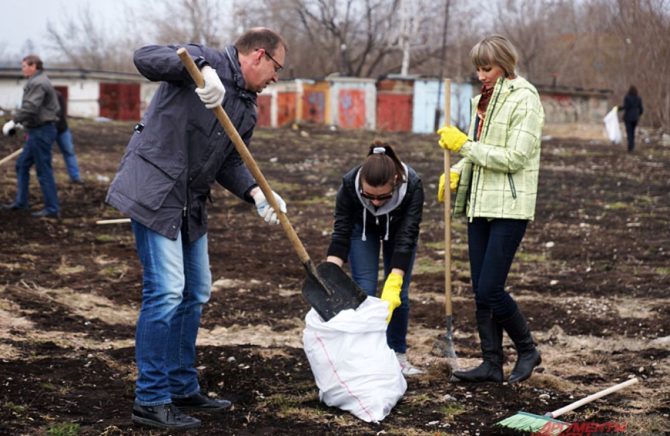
top-left (327, 163), bottom-right (423, 272)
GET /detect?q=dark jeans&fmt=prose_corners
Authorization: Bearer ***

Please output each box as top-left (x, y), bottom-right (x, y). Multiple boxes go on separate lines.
top-left (624, 120), bottom-right (637, 152)
top-left (15, 123), bottom-right (59, 214)
top-left (348, 222), bottom-right (416, 354)
top-left (468, 218), bottom-right (527, 319)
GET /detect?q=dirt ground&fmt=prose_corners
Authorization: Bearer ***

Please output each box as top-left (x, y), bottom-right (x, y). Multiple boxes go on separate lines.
top-left (0, 120), bottom-right (668, 435)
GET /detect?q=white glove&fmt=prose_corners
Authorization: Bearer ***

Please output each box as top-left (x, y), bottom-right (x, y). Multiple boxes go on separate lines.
top-left (2, 120), bottom-right (21, 136)
top-left (194, 66), bottom-right (225, 109)
top-left (252, 189), bottom-right (287, 225)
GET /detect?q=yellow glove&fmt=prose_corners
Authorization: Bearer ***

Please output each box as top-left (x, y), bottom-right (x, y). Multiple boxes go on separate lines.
top-left (450, 170), bottom-right (460, 192)
top-left (437, 126), bottom-right (468, 152)
top-left (437, 171), bottom-right (461, 202)
top-left (380, 272), bottom-right (403, 323)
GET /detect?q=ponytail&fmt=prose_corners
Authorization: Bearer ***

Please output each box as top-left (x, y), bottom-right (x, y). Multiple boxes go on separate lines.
top-left (359, 140), bottom-right (406, 187)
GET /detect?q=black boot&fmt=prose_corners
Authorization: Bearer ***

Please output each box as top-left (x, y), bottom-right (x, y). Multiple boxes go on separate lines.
top-left (453, 309), bottom-right (503, 382)
top-left (499, 310), bottom-right (541, 384)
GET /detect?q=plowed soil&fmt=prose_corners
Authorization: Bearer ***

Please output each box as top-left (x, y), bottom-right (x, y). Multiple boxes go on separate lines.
top-left (0, 120), bottom-right (668, 435)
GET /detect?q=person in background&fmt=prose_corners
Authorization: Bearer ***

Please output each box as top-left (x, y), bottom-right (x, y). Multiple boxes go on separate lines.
top-left (1, 54), bottom-right (60, 218)
top-left (106, 27), bottom-right (287, 430)
top-left (436, 34), bottom-right (544, 384)
top-left (54, 90), bottom-right (83, 183)
top-left (620, 85), bottom-right (643, 153)
top-left (326, 141), bottom-right (424, 376)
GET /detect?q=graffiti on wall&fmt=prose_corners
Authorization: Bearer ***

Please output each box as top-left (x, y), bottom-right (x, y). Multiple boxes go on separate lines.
top-left (303, 91), bottom-right (325, 123)
top-left (338, 89), bottom-right (366, 129)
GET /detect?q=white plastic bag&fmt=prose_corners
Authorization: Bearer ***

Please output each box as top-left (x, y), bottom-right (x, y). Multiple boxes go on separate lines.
top-left (603, 106), bottom-right (622, 144)
top-left (302, 297), bottom-right (407, 423)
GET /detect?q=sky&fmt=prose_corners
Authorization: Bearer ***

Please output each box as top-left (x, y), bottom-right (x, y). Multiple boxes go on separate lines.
top-left (0, 0), bottom-right (134, 62)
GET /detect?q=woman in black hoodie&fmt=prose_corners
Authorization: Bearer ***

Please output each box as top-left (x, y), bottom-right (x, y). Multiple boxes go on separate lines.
top-left (326, 140), bottom-right (424, 376)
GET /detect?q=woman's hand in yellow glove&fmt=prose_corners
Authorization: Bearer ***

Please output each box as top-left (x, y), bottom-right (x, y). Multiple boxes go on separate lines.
top-left (437, 126), bottom-right (468, 152)
top-left (437, 171), bottom-right (461, 201)
top-left (380, 272), bottom-right (403, 323)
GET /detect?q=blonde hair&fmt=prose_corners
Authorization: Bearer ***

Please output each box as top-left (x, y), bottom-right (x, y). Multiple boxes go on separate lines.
top-left (470, 35), bottom-right (518, 77)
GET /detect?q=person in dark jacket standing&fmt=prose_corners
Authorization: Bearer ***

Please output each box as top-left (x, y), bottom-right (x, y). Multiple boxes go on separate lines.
top-left (620, 85), bottom-right (643, 152)
top-left (54, 90), bottom-right (83, 183)
top-left (106, 28), bottom-right (288, 430)
top-left (2, 54), bottom-right (60, 218)
top-left (326, 141), bottom-right (424, 376)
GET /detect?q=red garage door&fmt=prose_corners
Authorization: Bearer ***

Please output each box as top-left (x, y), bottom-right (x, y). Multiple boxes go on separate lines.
top-left (99, 83), bottom-right (140, 121)
top-left (377, 93), bottom-right (412, 132)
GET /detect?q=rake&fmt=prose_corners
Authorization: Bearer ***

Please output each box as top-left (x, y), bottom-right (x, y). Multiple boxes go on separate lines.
top-left (495, 377), bottom-right (638, 435)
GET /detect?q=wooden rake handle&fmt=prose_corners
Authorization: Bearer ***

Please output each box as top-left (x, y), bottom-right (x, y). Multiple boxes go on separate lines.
top-left (177, 48), bottom-right (311, 265)
top-left (0, 148), bottom-right (22, 167)
top-left (548, 377), bottom-right (639, 418)
top-left (443, 79), bottom-right (452, 317)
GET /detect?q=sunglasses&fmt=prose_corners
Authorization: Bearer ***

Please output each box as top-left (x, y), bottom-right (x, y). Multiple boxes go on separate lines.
top-left (360, 190), bottom-right (394, 201)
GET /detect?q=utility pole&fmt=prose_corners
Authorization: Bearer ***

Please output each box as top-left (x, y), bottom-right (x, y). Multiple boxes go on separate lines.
top-left (434, 0), bottom-right (451, 131)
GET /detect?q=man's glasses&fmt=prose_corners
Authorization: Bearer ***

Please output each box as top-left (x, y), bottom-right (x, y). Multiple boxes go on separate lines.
top-left (360, 190), bottom-right (394, 201)
top-left (259, 48), bottom-right (283, 73)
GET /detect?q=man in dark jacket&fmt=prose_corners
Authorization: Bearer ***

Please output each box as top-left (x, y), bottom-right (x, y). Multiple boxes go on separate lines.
top-left (106, 28), bottom-right (288, 430)
top-left (2, 54), bottom-right (60, 218)
top-left (621, 85), bottom-right (644, 152)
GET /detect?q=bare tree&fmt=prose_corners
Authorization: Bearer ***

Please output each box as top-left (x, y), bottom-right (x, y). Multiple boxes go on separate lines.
top-left (46, 4), bottom-right (131, 71)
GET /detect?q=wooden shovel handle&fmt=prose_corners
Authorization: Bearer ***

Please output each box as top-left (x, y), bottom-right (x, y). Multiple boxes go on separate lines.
top-left (443, 79), bottom-right (452, 317)
top-left (177, 48), bottom-right (311, 265)
top-left (549, 377), bottom-right (639, 418)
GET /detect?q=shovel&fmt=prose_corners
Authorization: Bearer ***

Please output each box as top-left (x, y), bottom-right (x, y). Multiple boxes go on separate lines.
top-left (177, 48), bottom-right (366, 321)
top-left (440, 79), bottom-right (458, 363)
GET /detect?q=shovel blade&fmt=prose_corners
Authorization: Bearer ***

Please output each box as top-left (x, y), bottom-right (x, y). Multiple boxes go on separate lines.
top-left (302, 262), bottom-right (367, 321)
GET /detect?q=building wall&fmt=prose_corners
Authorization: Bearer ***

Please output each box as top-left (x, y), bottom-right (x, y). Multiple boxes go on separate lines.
top-left (540, 91), bottom-right (610, 124)
top-left (412, 80), bottom-right (472, 133)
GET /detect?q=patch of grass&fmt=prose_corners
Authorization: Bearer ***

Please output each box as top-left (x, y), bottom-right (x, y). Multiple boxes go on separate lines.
top-left (56, 263), bottom-right (86, 276)
top-left (441, 402), bottom-right (466, 421)
top-left (4, 402), bottom-right (25, 413)
top-left (95, 234), bottom-right (117, 243)
top-left (98, 264), bottom-right (129, 280)
top-left (259, 392), bottom-right (328, 419)
top-left (46, 423), bottom-right (80, 436)
top-left (412, 257), bottom-right (444, 275)
top-left (515, 251), bottom-right (547, 263)
top-left (655, 267), bottom-right (670, 275)
top-left (604, 201), bottom-right (628, 210)
top-left (423, 241), bottom-right (446, 250)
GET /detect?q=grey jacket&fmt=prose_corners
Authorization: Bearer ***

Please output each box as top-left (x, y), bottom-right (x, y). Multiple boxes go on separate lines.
top-left (14, 70), bottom-right (60, 128)
top-left (106, 44), bottom-right (259, 243)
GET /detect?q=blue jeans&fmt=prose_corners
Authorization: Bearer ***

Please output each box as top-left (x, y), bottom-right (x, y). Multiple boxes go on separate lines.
top-left (131, 220), bottom-right (212, 406)
top-left (348, 223), bottom-right (416, 353)
top-left (15, 124), bottom-right (59, 214)
top-left (55, 129), bottom-right (81, 182)
top-left (467, 218), bottom-right (527, 319)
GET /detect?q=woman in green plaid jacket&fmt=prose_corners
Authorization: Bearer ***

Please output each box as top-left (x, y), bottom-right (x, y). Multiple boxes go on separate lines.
top-left (437, 35), bottom-right (544, 385)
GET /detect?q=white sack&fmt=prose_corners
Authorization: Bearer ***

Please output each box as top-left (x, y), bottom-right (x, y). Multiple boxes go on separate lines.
top-left (604, 106), bottom-right (622, 144)
top-left (302, 297), bottom-right (407, 423)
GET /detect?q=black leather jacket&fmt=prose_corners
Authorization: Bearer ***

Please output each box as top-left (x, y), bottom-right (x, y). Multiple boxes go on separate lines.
top-left (327, 164), bottom-right (423, 272)
top-left (106, 44), bottom-right (258, 243)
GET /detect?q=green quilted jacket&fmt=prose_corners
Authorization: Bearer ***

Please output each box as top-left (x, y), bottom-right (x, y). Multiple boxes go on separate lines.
top-left (452, 75), bottom-right (544, 221)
